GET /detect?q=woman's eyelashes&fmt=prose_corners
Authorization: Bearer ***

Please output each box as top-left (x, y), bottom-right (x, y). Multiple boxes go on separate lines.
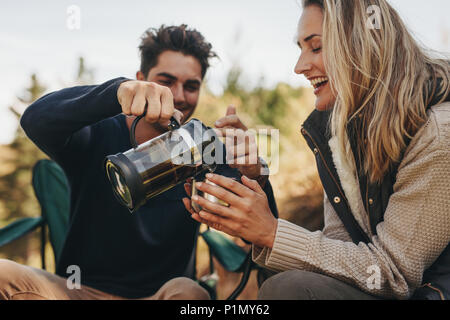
top-left (312, 47), bottom-right (322, 53)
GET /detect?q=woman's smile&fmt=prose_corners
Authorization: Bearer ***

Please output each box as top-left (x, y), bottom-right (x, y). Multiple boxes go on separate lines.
top-left (309, 76), bottom-right (329, 95)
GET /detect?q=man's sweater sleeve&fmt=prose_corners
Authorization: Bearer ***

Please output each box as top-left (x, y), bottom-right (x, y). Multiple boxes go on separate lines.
top-left (20, 77), bottom-right (129, 161)
top-left (252, 106), bottom-right (450, 300)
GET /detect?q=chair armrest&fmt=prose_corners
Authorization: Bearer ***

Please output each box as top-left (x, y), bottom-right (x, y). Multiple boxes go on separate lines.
top-left (0, 217), bottom-right (44, 247)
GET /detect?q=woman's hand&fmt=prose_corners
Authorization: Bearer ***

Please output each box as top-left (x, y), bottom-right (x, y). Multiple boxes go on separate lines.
top-left (182, 178), bottom-right (223, 232)
top-left (214, 106), bottom-right (262, 179)
top-left (182, 173), bottom-right (278, 248)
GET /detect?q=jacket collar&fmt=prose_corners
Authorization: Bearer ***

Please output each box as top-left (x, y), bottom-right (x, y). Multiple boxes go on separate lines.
top-left (301, 77), bottom-right (449, 237)
top-left (302, 77), bottom-right (450, 175)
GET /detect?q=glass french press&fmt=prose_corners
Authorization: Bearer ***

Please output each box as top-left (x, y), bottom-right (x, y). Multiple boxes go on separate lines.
top-left (105, 115), bottom-right (221, 213)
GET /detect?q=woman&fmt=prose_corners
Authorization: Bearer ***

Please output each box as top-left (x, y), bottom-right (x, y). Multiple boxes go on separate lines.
top-left (183, 0), bottom-right (450, 300)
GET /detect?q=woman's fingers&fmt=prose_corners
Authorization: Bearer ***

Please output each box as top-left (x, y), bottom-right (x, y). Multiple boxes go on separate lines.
top-left (241, 175), bottom-right (265, 195)
top-left (183, 197), bottom-right (228, 232)
top-left (197, 210), bottom-right (237, 235)
top-left (191, 194), bottom-right (236, 219)
top-left (194, 180), bottom-right (242, 207)
top-left (203, 173), bottom-right (254, 198)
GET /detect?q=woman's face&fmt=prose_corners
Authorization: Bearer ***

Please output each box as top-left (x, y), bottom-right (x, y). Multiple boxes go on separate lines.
top-left (295, 5), bottom-right (336, 111)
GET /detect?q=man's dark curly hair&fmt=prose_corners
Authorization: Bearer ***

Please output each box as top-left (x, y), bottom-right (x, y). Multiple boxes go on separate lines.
top-left (138, 24), bottom-right (217, 79)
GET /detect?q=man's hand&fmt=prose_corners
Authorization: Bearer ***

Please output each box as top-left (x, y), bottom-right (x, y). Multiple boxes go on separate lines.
top-left (214, 106), bottom-right (262, 179)
top-left (117, 80), bottom-right (183, 127)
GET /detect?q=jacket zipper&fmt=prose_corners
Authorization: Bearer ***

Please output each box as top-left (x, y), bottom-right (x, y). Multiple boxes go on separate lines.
top-left (301, 126), bottom-right (350, 209)
top-left (301, 126), bottom-right (372, 241)
top-left (365, 179), bottom-right (373, 237)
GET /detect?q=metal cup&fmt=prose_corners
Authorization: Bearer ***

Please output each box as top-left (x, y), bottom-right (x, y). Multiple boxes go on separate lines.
top-left (191, 178), bottom-right (230, 213)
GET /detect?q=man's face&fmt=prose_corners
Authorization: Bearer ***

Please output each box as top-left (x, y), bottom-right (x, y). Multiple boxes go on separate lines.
top-left (138, 50), bottom-right (203, 124)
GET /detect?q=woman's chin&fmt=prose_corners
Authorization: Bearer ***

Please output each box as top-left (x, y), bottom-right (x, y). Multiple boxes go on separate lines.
top-left (315, 100), bottom-right (331, 111)
top-left (315, 95), bottom-right (335, 111)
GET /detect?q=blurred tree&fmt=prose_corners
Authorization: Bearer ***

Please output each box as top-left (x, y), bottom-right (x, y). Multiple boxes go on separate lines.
top-left (253, 84), bottom-right (288, 128)
top-left (224, 65), bottom-right (245, 97)
top-left (0, 57), bottom-right (94, 267)
top-left (17, 74), bottom-right (46, 105)
top-left (0, 74), bottom-right (47, 264)
top-left (221, 62), bottom-right (305, 136)
top-left (76, 56), bottom-right (95, 85)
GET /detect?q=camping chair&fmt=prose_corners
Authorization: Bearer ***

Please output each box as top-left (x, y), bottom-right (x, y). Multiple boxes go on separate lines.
top-left (0, 159), bottom-right (69, 269)
top-left (0, 159), bottom-right (255, 300)
top-left (199, 227), bottom-right (255, 300)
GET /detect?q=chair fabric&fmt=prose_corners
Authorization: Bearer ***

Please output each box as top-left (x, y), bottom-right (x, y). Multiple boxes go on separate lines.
top-left (31, 159), bottom-right (70, 265)
top-left (200, 229), bottom-right (248, 273)
top-left (0, 217), bottom-right (44, 247)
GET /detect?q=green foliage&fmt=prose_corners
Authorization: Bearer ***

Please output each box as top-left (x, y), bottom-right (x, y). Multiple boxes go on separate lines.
top-left (221, 64), bottom-right (305, 135)
top-left (0, 74), bottom-right (47, 221)
top-left (76, 57), bottom-right (95, 85)
top-left (224, 66), bottom-right (244, 97)
top-left (0, 74), bottom-right (47, 264)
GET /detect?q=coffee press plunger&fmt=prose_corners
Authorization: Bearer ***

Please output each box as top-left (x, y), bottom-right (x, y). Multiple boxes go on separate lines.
top-left (105, 114), bottom-right (219, 213)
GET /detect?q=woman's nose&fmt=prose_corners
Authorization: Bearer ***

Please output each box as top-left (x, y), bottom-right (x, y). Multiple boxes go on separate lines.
top-left (294, 53), bottom-right (312, 75)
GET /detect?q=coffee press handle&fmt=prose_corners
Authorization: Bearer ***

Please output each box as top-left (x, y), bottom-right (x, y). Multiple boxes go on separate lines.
top-left (130, 114), bottom-right (181, 149)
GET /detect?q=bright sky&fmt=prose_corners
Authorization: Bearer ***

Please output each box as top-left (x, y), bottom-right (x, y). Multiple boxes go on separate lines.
top-left (0, 0), bottom-right (449, 144)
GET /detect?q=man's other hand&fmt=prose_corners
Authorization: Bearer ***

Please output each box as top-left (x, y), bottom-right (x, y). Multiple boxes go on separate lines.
top-left (214, 106), bottom-right (262, 179)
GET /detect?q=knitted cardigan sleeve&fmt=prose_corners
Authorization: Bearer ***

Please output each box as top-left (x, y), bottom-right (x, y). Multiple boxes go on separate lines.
top-left (252, 103), bottom-right (450, 299)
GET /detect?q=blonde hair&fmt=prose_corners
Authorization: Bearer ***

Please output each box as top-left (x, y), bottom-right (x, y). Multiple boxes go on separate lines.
top-left (303, 0), bottom-right (450, 183)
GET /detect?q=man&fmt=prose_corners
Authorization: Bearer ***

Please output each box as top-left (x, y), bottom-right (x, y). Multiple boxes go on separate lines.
top-left (0, 24), bottom-right (277, 300)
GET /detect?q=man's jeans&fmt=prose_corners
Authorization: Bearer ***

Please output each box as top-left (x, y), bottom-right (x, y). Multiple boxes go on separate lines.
top-left (0, 259), bottom-right (210, 300)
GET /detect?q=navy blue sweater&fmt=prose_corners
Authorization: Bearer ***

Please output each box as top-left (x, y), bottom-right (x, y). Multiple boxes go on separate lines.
top-left (20, 77), bottom-right (278, 298)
